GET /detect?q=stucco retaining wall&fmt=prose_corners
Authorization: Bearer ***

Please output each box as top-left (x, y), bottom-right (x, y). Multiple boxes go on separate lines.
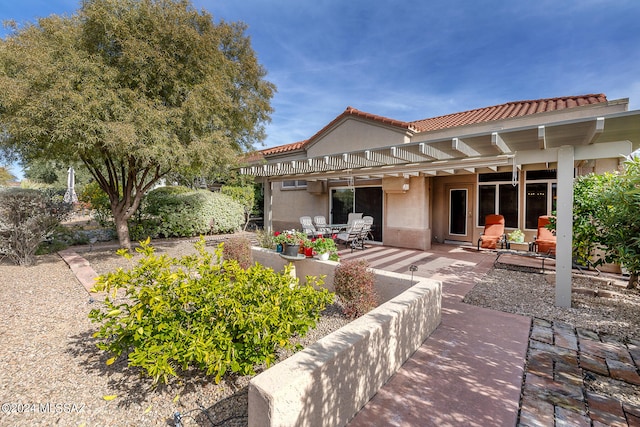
top-left (251, 247), bottom-right (420, 303)
top-left (248, 247), bottom-right (442, 427)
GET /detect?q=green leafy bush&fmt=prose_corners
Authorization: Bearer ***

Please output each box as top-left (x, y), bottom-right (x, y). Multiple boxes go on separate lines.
top-left (79, 181), bottom-right (113, 227)
top-left (0, 188), bottom-right (72, 265)
top-left (89, 238), bottom-right (334, 384)
top-left (143, 186), bottom-right (244, 237)
top-left (333, 259), bottom-right (378, 319)
top-left (220, 185), bottom-right (255, 229)
top-left (222, 236), bottom-right (253, 269)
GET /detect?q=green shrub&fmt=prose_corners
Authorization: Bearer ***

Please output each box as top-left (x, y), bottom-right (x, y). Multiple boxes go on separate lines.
top-left (333, 259), bottom-right (378, 319)
top-left (143, 186), bottom-right (244, 238)
top-left (220, 185), bottom-right (255, 229)
top-left (0, 188), bottom-right (72, 265)
top-left (79, 181), bottom-right (113, 226)
top-left (89, 238), bottom-right (334, 384)
top-left (222, 236), bottom-right (253, 269)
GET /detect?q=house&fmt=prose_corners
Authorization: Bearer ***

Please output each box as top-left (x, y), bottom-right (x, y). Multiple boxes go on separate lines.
top-left (243, 94), bottom-right (638, 247)
top-left (242, 93), bottom-right (640, 307)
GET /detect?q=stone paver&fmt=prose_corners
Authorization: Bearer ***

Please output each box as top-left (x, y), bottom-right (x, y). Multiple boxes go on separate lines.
top-left (521, 318), bottom-right (640, 426)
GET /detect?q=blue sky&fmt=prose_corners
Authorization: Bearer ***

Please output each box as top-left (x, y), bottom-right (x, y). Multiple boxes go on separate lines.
top-left (2, 0), bottom-right (640, 179)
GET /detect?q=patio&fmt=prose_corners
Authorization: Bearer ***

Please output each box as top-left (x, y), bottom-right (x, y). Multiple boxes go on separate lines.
top-left (338, 243), bottom-right (530, 426)
top-left (336, 243), bottom-right (637, 426)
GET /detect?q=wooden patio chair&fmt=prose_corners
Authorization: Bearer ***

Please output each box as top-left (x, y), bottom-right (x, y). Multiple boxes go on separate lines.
top-left (477, 214), bottom-right (506, 250)
top-left (532, 215), bottom-right (556, 256)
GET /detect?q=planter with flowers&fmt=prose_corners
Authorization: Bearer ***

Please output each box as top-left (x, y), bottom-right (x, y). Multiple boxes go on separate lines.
top-left (274, 230), bottom-right (308, 256)
top-left (311, 236), bottom-right (339, 261)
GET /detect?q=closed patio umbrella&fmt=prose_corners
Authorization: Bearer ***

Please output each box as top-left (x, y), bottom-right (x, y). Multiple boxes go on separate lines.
top-left (63, 166), bottom-right (78, 203)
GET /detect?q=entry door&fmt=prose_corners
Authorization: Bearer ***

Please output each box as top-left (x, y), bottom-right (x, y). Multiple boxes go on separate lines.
top-left (446, 185), bottom-right (473, 242)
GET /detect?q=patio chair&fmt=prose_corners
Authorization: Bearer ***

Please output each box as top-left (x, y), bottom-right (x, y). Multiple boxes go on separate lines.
top-left (532, 215), bottom-right (556, 256)
top-left (336, 219), bottom-right (366, 252)
top-left (300, 216), bottom-right (316, 237)
top-left (477, 214), bottom-right (506, 250)
top-left (346, 212), bottom-right (363, 227)
top-left (361, 216), bottom-right (374, 241)
top-left (313, 215), bottom-right (332, 237)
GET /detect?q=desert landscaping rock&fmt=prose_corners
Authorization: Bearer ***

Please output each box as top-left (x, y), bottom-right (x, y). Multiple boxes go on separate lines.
top-left (0, 239), bottom-right (350, 426)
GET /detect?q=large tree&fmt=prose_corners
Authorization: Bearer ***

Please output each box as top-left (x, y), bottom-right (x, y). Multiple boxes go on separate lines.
top-left (0, 0), bottom-right (274, 248)
top-left (0, 166), bottom-right (16, 185)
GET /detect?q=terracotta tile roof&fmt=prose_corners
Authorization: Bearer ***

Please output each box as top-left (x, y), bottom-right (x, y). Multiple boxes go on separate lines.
top-left (258, 107), bottom-right (414, 157)
top-left (410, 94), bottom-right (608, 132)
top-left (258, 94), bottom-right (608, 157)
top-left (260, 140), bottom-right (306, 156)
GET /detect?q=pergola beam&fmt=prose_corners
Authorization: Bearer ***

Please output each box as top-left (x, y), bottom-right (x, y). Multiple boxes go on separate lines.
top-left (418, 142), bottom-right (451, 160)
top-left (491, 132), bottom-right (511, 154)
top-left (538, 126), bottom-right (547, 150)
top-left (583, 117), bottom-right (605, 145)
top-left (452, 138), bottom-right (480, 157)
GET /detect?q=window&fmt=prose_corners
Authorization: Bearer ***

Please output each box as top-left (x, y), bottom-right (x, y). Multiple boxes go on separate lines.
top-left (281, 180), bottom-right (307, 189)
top-left (525, 170), bottom-right (557, 229)
top-left (478, 173), bottom-right (518, 228)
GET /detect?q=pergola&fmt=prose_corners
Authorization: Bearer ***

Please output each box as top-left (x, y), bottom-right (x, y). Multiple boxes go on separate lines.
top-left (243, 110), bottom-right (640, 307)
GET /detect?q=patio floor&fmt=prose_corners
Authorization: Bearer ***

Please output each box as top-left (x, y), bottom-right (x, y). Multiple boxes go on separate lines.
top-left (338, 243), bottom-right (531, 426)
top-left (338, 243), bottom-right (639, 427)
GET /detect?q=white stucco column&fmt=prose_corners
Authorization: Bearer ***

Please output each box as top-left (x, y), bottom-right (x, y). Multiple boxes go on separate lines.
top-left (555, 146), bottom-right (574, 307)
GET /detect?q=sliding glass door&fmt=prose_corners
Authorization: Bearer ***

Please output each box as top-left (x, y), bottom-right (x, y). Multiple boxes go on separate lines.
top-left (330, 187), bottom-right (383, 241)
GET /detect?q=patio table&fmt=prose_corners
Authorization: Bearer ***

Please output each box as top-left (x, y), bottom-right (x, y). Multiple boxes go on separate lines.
top-left (494, 248), bottom-right (554, 272)
top-left (327, 223), bottom-right (348, 234)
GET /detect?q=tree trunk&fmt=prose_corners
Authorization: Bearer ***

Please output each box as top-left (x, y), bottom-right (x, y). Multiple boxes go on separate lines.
top-left (113, 209), bottom-right (132, 250)
top-left (628, 273), bottom-right (639, 290)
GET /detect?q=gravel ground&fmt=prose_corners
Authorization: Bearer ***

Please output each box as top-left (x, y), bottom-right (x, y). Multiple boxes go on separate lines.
top-left (0, 238), bottom-right (350, 427)
top-left (464, 265), bottom-right (640, 341)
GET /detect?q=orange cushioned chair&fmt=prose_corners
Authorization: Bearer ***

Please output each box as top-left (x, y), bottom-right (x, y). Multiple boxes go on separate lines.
top-left (477, 214), bottom-right (506, 250)
top-left (534, 215), bottom-right (556, 255)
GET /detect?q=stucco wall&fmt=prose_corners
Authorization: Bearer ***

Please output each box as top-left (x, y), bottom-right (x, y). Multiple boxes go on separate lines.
top-left (271, 183), bottom-right (328, 231)
top-left (248, 248), bottom-right (442, 427)
top-left (306, 118), bottom-right (409, 157)
top-left (383, 176), bottom-right (432, 250)
top-left (252, 247), bottom-right (418, 303)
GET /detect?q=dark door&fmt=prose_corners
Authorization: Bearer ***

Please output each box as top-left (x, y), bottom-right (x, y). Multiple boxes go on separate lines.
top-left (331, 187), bottom-right (383, 241)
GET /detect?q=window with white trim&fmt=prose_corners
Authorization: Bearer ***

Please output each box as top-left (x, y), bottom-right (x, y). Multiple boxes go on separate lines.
top-left (524, 170), bottom-right (557, 229)
top-left (478, 172), bottom-right (518, 228)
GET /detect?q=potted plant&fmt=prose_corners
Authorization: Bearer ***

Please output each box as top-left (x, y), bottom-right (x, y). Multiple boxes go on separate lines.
top-left (508, 229), bottom-right (525, 243)
top-left (273, 231), bottom-right (284, 252)
top-left (274, 230), bottom-right (308, 256)
top-left (312, 236), bottom-right (339, 261)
